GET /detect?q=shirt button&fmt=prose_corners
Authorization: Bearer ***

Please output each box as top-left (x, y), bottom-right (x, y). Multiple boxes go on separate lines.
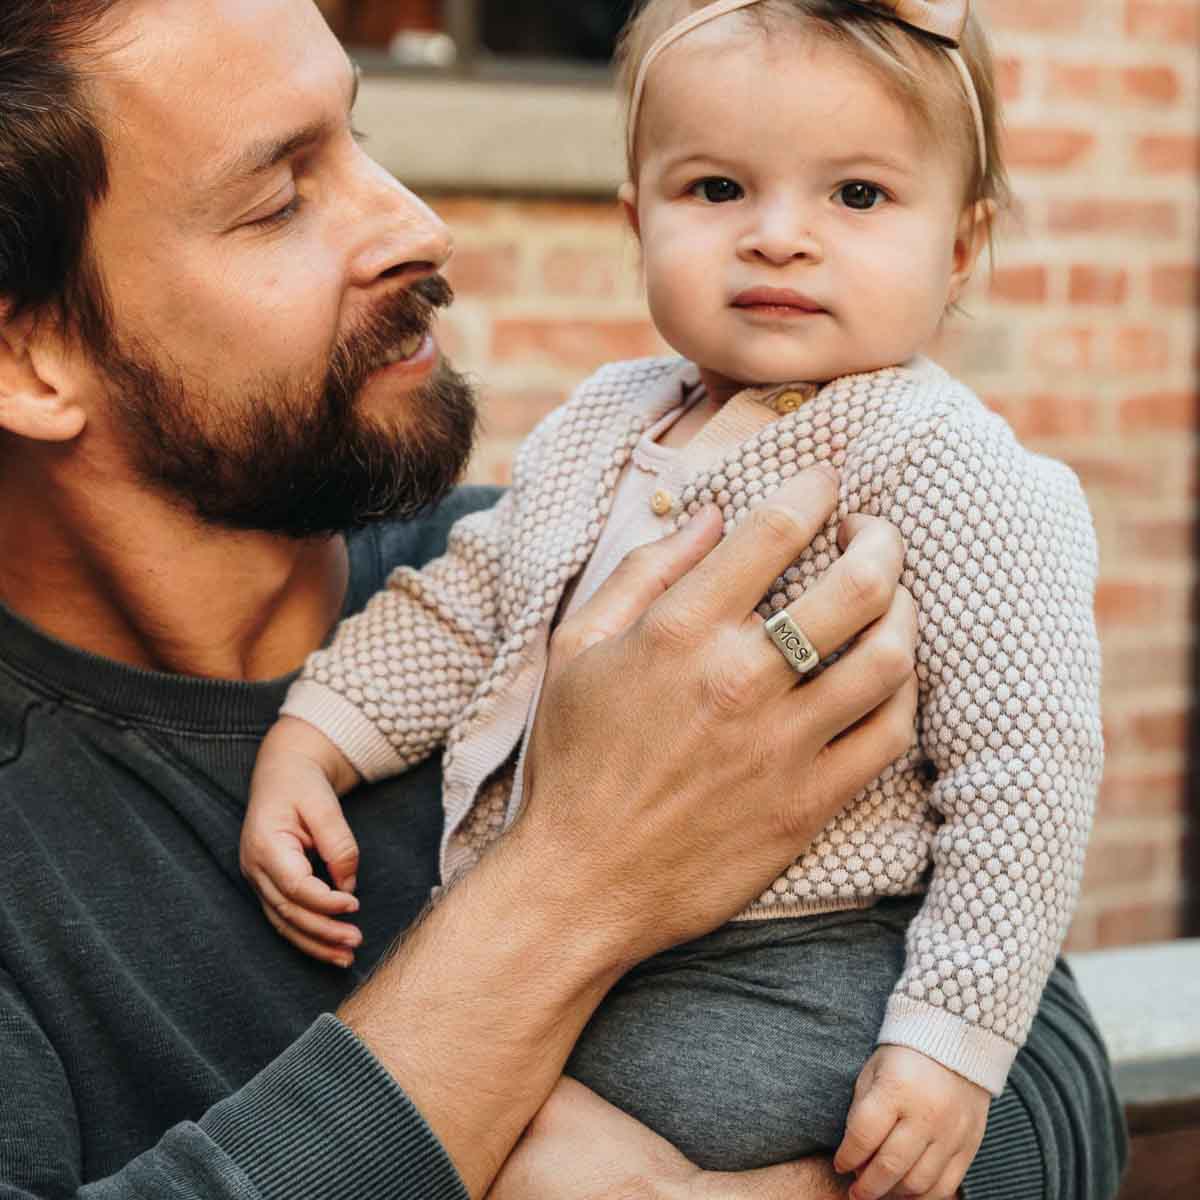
top-left (773, 389), bottom-right (810, 415)
top-left (650, 489), bottom-right (674, 516)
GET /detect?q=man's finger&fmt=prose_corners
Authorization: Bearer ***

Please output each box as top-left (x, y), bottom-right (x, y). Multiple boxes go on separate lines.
top-left (750, 514), bottom-right (905, 687)
top-left (797, 586), bottom-right (918, 746)
top-left (813, 671), bottom-right (919, 806)
top-left (657, 466), bottom-right (839, 627)
top-left (547, 506), bottom-right (723, 667)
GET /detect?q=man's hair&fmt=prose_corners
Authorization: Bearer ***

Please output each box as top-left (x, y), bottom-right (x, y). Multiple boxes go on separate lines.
top-left (615, 0), bottom-right (1010, 215)
top-left (0, 1), bottom-right (119, 351)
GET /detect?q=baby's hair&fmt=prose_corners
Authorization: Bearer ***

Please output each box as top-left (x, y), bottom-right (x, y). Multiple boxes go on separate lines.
top-left (615, 0), bottom-right (1010, 217)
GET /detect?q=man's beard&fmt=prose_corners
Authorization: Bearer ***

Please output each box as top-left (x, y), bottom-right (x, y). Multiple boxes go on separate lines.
top-left (97, 275), bottom-right (478, 539)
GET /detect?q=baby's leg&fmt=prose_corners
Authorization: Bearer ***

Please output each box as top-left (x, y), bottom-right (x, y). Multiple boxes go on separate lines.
top-left (566, 896), bottom-right (921, 1172)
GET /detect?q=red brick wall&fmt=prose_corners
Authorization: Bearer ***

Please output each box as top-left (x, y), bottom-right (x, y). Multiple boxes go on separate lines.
top-left (430, 0), bottom-right (1198, 951)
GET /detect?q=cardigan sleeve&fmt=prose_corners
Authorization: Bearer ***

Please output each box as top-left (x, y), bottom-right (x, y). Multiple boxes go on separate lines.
top-left (876, 404), bottom-right (1104, 1095)
top-left (281, 406), bottom-right (567, 784)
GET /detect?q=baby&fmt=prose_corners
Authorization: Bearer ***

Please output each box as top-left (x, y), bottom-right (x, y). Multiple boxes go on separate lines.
top-left (242, 2), bottom-right (1102, 1196)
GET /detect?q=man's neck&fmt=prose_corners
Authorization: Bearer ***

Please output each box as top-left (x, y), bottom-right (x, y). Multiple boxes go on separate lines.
top-left (0, 455), bottom-right (349, 682)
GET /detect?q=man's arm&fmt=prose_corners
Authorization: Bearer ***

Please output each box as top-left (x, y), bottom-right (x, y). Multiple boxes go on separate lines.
top-left (488, 1078), bottom-right (855, 1200)
top-left (340, 470), bottom-right (920, 1197)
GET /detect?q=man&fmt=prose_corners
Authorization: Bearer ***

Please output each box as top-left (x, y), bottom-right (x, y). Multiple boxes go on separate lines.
top-left (0, 1), bottom-right (1126, 1197)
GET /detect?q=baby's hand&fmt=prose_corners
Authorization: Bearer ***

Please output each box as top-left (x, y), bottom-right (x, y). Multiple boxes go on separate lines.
top-left (833, 1045), bottom-right (990, 1200)
top-left (240, 716), bottom-right (364, 968)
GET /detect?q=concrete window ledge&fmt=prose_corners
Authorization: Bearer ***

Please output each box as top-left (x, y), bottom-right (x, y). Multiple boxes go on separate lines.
top-left (356, 75), bottom-right (625, 196)
top-left (1068, 940), bottom-right (1200, 1199)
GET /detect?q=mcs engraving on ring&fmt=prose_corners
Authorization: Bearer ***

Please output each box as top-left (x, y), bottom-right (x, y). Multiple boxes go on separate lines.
top-left (764, 610), bottom-right (820, 676)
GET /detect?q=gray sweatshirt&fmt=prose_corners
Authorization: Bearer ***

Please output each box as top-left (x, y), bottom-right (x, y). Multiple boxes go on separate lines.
top-left (0, 487), bottom-right (1125, 1198)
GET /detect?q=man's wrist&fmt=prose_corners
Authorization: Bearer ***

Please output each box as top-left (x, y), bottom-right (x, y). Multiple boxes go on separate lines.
top-left (339, 833), bottom-right (630, 1198)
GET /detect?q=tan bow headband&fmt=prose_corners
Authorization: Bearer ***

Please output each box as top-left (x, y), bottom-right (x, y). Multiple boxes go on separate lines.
top-left (627, 0), bottom-right (987, 172)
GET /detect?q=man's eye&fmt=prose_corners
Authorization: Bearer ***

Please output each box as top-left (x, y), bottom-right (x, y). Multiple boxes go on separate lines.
top-left (251, 195), bottom-right (302, 230)
top-left (691, 177), bottom-right (743, 204)
top-left (839, 182), bottom-right (884, 210)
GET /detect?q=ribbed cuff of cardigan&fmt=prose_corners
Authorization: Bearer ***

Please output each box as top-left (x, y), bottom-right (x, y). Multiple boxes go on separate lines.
top-left (879, 995), bottom-right (1018, 1095)
top-left (281, 681), bottom-right (406, 782)
top-left (200, 1015), bottom-right (467, 1200)
top-left (960, 1087), bottom-right (1045, 1200)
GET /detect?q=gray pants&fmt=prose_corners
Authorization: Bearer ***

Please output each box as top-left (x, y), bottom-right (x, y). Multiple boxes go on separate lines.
top-left (567, 899), bottom-right (917, 1171)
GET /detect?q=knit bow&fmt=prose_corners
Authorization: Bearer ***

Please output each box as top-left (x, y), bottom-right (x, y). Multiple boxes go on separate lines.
top-left (847, 0), bottom-right (969, 46)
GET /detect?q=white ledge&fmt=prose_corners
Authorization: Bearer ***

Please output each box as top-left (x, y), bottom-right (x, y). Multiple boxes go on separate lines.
top-left (357, 75), bottom-right (625, 195)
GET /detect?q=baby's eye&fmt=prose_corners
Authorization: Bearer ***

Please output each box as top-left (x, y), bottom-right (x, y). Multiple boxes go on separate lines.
top-left (838, 182), bottom-right (885, 210)
top-left (691, 177), bottom-right (744, 204)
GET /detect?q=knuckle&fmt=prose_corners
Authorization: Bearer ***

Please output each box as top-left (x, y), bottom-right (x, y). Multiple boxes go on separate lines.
top-left (871, 631), bottom-right (917, 687)
top-left (547, 619), bottom-right (585, 661)
top-left (698, 659), bottom-right (757, 719)
top-left (637, 601), bottom-right (700, 656)
top-left (841, 554), bottom-right (894, 614)
top-left (748, 501), bottom-right (809, 547)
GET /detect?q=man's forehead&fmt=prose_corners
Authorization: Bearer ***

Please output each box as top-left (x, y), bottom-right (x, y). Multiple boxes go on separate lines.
top-left (92, 0), bottom-right (349, 197)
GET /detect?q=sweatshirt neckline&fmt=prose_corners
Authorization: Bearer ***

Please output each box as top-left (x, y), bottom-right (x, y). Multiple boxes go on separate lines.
top-left (0, 536), bottom-right (371, 735)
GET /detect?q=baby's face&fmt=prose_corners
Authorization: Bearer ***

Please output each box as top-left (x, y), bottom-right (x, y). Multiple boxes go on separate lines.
top-left (626, 24), bottom-right (981, 404)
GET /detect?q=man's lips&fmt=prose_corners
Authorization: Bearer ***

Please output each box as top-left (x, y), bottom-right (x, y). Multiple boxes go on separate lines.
top-left (367, 332), bottom-right (439, 384)
top-left (732, 287), bottom-right (826, 314)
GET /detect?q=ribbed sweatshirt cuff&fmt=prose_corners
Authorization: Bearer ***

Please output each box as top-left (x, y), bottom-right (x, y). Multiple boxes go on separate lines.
top-left (960, 1087), bottom-right (1045, 1200)
top-left (200, 1015), bottom-right (467, 1200)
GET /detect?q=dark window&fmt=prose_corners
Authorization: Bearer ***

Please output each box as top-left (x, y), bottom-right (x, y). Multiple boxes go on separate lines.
top-left (321, 0), bottom-right (637, 75)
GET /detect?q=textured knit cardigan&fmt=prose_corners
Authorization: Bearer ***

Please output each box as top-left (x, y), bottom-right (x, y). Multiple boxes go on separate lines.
top-left (283, 355), bottom-right (1103, 1095)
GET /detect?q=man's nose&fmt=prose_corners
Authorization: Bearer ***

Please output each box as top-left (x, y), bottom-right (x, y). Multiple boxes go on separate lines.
top-left (345, 164), bottom-right (454, 290)
top-left (737, 203), bottom-right (822, 267)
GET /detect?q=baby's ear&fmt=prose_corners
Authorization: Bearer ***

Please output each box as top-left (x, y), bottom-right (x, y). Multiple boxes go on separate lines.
top-left (618, 182), bottom-right (641, 241)
top-left (948, 199), bottom-right (996, 304)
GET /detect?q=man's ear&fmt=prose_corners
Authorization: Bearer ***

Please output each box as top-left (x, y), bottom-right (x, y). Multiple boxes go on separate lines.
top-left (0, 306), bottom-right (88, 443)
top-left (947, 199), bottom-right (996, 306)
top-left (618, 181), bottom-right (641, 242)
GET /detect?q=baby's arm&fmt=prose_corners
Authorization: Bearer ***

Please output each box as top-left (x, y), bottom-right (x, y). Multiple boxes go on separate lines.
top-left (241, 488), bottom-right (523, 960)
top-left (839, 409), bottom-right (1104, 1198)
top-left (241, 716), bottom-right (364, 966)
top-left (241, 395), bottom-right (578, 960)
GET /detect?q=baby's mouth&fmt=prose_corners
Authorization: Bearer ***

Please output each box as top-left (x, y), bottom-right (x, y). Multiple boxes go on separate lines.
top-left (732, 287), bottom-right (826, 314)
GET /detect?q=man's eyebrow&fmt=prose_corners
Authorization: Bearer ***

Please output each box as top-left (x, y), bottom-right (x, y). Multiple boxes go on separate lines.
top-left (206, 62), bottom-right (361, 197)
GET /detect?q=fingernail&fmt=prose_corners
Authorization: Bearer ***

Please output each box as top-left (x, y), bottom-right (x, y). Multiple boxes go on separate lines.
top-left (344, 875), bottom-right (357, 893)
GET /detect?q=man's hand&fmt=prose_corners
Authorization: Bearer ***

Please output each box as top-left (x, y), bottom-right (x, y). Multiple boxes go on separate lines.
top-left (834, 1046), bottom-right (989, 1200)
top-left (343, 466), bottom-right (920, 1197)
top-left (518, 467), bottom-right (919, 963)
top-left (488, 1078), bottom-right (854, 1200)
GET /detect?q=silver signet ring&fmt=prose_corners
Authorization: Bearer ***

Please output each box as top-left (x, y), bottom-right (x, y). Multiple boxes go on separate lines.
top-left (764, 609), bottom-right (820, 677)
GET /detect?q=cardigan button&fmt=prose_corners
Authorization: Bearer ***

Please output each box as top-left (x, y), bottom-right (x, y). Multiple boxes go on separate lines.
top-left (650, 489), bottom-right (675, 517)
top-left (772, 388), bottom-right (812, 415)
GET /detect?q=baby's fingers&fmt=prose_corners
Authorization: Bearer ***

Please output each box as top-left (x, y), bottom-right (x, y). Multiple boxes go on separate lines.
top-left (303, 791), bottom-right (361, 894)
top-left (888, 1142), bottom-right (954, 1199)
top-left (255, 869), bottom-right (363, 952)
top-left (260, 900), bottom-right (357, 969)
top-left (248, 834), bottom-right (359, 917)
top-left (835, 1072), bottom-right (897, 1174)
top-left (848, 1121), bottom-right (929, 1200)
